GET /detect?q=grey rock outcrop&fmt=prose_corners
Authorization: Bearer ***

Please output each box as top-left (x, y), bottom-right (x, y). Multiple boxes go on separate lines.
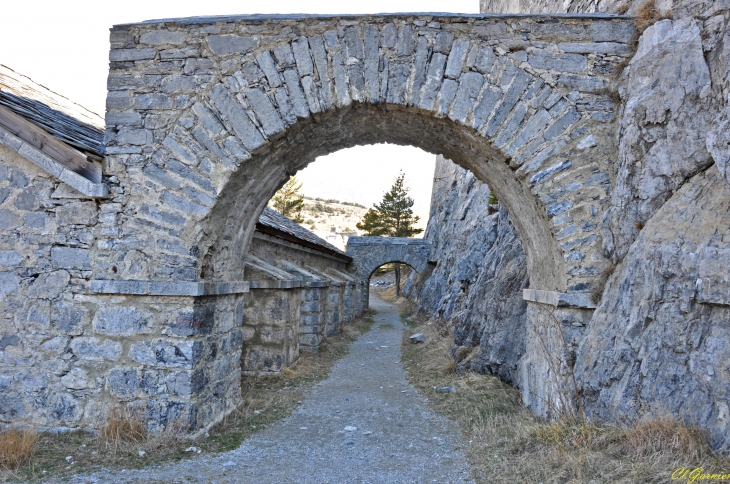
top-left (405, 156), bottom-right (528, 384)
top-left (602, 17), bottom-right (714, 262)
top-left (474, 0), bottom-right (730, 450)
top-left (575, 166), bottom-right (730, 450)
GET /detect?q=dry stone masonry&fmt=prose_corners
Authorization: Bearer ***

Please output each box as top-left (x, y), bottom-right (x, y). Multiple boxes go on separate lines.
top-left (346, 236), bottom-right (431, 279)
top-left (12, 6), bottom-right (728, 448)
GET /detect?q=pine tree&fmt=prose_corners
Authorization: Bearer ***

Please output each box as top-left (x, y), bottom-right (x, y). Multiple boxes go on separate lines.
top-left (270, 176), bottom-right (305, 223)
top-left (356, 171), bottom-right (423, 295)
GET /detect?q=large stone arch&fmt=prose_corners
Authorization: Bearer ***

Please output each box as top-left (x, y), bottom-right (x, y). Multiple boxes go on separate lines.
top-left (91, 13), bottom-right (636, 430)
top-left (103, 13), bottom-right (634, 296)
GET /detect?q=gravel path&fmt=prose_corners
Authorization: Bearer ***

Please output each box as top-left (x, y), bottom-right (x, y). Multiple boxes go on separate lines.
top-left (57, 294), bottom-right (473, 483)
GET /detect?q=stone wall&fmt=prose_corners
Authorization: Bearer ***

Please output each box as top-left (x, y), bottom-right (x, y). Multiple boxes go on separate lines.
top-left (0, 143), bottom-right (247, 434)
top-left (0, 143), bottom-right (102, 430)
top-left (243, 231), bottom-right (366, 373)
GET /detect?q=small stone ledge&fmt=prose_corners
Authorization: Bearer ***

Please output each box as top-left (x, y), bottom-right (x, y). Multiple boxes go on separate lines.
top-left (305, 281), bottom-right (330, 288)
top-left (0, 126), bottom-right (108, 199)
top-left (248, 280), bottom-right (302, 290)
top-left (89, 280), bottom-right (249, 296)
top-left (347, 236), bottom-right (430, 246)
top-left (523, 289), bottom-right (596, 309)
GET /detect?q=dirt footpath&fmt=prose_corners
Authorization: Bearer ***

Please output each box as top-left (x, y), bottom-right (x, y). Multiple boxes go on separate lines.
top-left (55, 293), bottom-right (472, 484)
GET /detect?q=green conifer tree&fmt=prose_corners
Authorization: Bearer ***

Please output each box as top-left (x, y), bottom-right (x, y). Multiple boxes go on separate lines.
top-left (356, 171), bottom-right (423, 295)
top-left (270, 176), bottom-right (305, 223)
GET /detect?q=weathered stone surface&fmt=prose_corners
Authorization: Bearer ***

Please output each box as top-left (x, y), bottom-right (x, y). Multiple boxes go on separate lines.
top-left (405, 157), bottom-right (529, 384)
top-left (206, 35), bottom-right (258, 56)
top-left (602, 18), bottom-right (714, 262)
top-left (51, 247), bottom-right (91, 271)
top-left (93, 306), bottom-right (153, 335)
top-left (576, 168), bottom-right (730, 450)
top-left (70, 337), bottom-right (122, 361)
top-left (707, 112), bottom-right (730, 189)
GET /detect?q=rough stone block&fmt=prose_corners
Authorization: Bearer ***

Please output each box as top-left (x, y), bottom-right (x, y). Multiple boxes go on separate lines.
top-left (246, 88), bottom-right (285, 137)
top-left (207, 35), bottom-right (259, 56)
top-left (591, 21), bottom-right (636, 42)
top-left (70, 337), bottom-right (122, 361)
top-left (292, 37), bottom-right (314, 76)
top-left (449, 72), bottom-right (484, 124)
top-left (93, 306), bottom-right (153, 335)
top-left (419, 53), bottom-right (448, 111)
top-left (209, 84), bottom-right (265, 151)
top-left (140, 30), bottom-right (188, 46)
top-left (51, 247), bottom-right (91, 271)
top-left (444, 39), bottom-right (470, 79)
top-left (109, 48), bottom-right (156, 62)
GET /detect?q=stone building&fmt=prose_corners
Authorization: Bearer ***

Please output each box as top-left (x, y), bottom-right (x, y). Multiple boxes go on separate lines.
top-left (0, 64), bottom-right (366, 432)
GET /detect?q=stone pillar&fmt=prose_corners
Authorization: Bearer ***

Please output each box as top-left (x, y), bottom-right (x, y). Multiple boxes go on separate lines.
top-left (299, 282), bottom-right (327, 351)
top-left (242, 287), bottom-right (300, 374)
top-left (325, 282), bottom-right (342, 336)
top-left (362, 279), bottom-right (370, 313)
top-left (85, 282), bottom-right (248, 435)
top-left (519, 290), bottom-right (594, 419)
top-left (353, 282), bottom-right (363, 317)
top-left (342, 282), bottom-right (354, 324)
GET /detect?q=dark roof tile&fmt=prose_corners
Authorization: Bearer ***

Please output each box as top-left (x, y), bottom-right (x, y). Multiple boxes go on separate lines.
top-left (0, 65), bottom-right (105, 156)
top-left (258, 207), bottom-right (347, 256)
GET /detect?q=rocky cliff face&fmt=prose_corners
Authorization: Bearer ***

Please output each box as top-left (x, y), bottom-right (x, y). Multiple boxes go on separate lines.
top-left (472, 0), bottom-right (730, 449)
top-left (407, 0), bottom-right (730, 450)
top-left (576, 166), bottom-right (730, 449)
top-left (404, 156), bottom-right (529, 385)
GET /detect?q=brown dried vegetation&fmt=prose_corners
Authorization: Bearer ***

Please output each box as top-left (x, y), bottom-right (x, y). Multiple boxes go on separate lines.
top-left (0, 428), bottom-right (38, 470)
top-left (635, 0), bottom-right (672, 33)
top-left (399, 302), bottom-right (730, 483)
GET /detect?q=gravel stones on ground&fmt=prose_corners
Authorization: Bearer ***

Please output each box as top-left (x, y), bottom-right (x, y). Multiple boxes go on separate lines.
top-left (50, 294), bottom-right (473, 483)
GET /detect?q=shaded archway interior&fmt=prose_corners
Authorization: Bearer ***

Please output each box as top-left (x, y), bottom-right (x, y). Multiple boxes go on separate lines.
top-left (201, 102), bottom-right (567, 291)
top-left (367, 261), bottom-right (418, 280)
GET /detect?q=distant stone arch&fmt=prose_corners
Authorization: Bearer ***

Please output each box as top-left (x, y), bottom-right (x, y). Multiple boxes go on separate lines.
top-left (346, 237), bottom-right (431, 279)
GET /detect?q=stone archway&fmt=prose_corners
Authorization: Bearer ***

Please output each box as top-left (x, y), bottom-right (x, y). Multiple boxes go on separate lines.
top-left (94, 12), bottom-right (635, 431)
top-left (345, 236), bottom-right (431, 280)
top-left (104, 13), bottom-right (633, 295)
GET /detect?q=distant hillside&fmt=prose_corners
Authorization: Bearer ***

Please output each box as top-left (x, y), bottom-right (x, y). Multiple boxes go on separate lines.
top-left (295, 195), bottom-right (429, 251)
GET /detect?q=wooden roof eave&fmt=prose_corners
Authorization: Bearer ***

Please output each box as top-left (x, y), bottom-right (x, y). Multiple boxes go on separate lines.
top-left (0, 111), bottom-right (107, 199)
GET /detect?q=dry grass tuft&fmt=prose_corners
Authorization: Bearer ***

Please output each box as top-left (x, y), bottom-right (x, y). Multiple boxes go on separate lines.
top-left (98, 407), bottom-right (146, 453)
top-left (0, 427), bottom-right (38, 470)
top-left (440, 357), bottom-right (457, 376)
top-left (634, 0), bottom-right (672, 33)
top-left (280, 367), bottom-right (298, 378)
top-left (623, 416), bottom-right (712, 460)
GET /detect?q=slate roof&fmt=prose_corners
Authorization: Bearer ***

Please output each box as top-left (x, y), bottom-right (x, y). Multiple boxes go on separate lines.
top-left (258, 207), bottom-right (349, 258)
top-left (0, 64), bottom-right (105, 156)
